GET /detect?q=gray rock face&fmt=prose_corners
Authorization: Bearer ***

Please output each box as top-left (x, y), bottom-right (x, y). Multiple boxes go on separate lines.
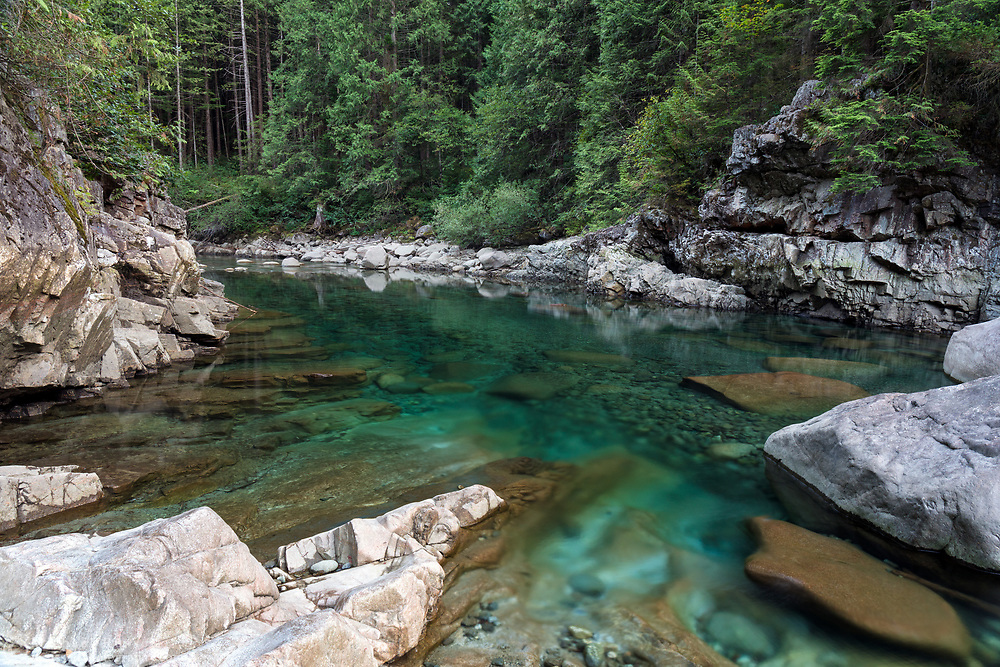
top-left (587, 244), bottom-right (751, 311)
top-left (0, 465), bottom-right (104, 532)
top-left (0, 91), bottom-right (237, 416)
top-left (764, 376), bottom-right (1000, 572)
top-left (943, 317), bottom-right (1000, 381)
top-left (0, 507), bottom-right (278, 667)
top-left (681, 80), bottom-right (1000, 333)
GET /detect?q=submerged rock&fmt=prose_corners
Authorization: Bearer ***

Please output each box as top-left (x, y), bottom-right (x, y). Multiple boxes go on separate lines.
top-left (764, 375), bottom-right (1000, 574)
top-left (943, 317), bottom-right (1000, 382)
top-left (486, 372), bottom-right (580, 401)
top-left (543, 350), bottom-right (634, 366)
top-left (762, 357), bottom-right (884, 383)
top-left (681, 371), bottom-right (868, 416)
top-left (744, 517), bottom-right (971, 661)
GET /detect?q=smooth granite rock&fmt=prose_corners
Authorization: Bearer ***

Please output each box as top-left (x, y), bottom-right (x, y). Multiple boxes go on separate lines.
top-left (764, 376), bottom-right (1000, 572)
top-left (745, 517), bottom-right (971, 661)
top-left (943, 317), bottom-right (1000, 382)
top-left (0, 507), bottom-right (278, 667)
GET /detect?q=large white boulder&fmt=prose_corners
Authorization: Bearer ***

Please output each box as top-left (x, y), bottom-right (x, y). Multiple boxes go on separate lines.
top-left (361, 246), bottom-right (389, 270)
top-left (765, 376), bottom-right (1000, 573)
top-left (0, 507), bottom-right (278, 667)
top-left (943, 317), bottom-right (1000, 382)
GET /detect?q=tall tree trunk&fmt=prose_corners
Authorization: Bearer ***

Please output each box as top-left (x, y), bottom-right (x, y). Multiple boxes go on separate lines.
top-left (189, 102), bottom-right (198, 168)
top-left (231, 30), bottom-right (244, 167)
top-left (239, 0), bottom-right (255, 165)
top-left (255, 8), bottom-right (264, 128)
top-left (175, 0), bottom-right (183, 168)
top-left (265, 14), bottom-right (273, 103)
top-left (205, 47), bottom-right (215, 167)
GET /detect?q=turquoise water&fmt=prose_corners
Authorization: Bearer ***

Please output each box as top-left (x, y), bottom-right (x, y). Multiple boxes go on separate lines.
top-left (2, 260), bottom-right (988, 666)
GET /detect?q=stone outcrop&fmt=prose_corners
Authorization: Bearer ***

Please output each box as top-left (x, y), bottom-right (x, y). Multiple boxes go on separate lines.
top-left (764, 376), bottom-right (1000, 576)
top-left (669, 79), bottom-right (1000, 333)
top-left (0, 487), bottom-right (506, 666)
top-left (745, 517), bottom-right (971, 661)
top-left (0, 507), bottom-right (278, 667)
top-left (943, 317), bottom-right (1000, 381)
top-left (0, 465), bottom-right (104, 532)
top-left (0, 90), bottom-right (237, 418)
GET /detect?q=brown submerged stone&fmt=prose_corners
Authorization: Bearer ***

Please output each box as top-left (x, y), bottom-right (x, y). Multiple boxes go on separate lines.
top-left (744, 517), bottom-right (972, 661)
top-left (485, 372), bottom-right (579, 401)
top-left (762, 356), bottom-right (884, 382)
top-left (681, 371), bottom-right (868, 415)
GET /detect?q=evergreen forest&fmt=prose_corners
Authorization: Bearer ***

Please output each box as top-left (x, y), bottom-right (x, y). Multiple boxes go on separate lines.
top-left (2, 0), bottom-right (999, 244)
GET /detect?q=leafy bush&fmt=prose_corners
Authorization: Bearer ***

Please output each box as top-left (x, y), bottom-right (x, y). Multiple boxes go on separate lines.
top-left (434, 182), bottom-right (540, 247)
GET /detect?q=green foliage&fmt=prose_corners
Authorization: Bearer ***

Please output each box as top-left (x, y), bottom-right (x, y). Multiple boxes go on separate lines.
top-left (434, 182), bottom-right (540, 247)
top-left (808, 93), bottom-right (972, 193)
top-left (807, 0), bottom-right (1000, 191)
top-left (1, 0), bottom-right (176, 184)
top-left (622, 0), bottom-right (804, 203)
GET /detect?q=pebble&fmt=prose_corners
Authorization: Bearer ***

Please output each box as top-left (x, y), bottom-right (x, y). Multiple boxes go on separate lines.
top-left (583, 642), bottom-right (604, 667)
top-left (31, 648), bottom-right (42, 658)
top-left (568, 626), bottom-right (593, 640)
top-left (309, 559), bottom-right (340, 575)
top-left (706, 611), bottom-right (776, 659)
top-left (67, 652), bottom-right (89, 667)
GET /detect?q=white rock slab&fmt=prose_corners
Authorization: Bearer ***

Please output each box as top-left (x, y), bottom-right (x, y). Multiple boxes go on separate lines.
top-left (0, 507), bottom-right (278, 667)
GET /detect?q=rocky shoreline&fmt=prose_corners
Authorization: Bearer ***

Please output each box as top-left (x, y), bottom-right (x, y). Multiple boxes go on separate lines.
top-left (195, 225), bottom-right (753, 314)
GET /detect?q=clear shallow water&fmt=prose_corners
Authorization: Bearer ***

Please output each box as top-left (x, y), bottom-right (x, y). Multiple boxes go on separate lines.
top-left (2, 260), bottom-right (992, 666)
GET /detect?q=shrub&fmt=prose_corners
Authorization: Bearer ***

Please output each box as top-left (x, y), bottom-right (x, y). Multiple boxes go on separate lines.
top-left (434, 182), bottom-right (539, 247)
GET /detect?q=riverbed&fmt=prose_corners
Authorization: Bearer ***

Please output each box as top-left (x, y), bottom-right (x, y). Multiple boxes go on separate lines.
top-left (1, 259), bottom-right (987, 666)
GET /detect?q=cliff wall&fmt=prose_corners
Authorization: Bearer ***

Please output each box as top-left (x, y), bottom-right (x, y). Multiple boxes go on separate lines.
top-left (0, 90), bottom-right (236, 418)
top-left (653, 81), bottom-right (1000, 333)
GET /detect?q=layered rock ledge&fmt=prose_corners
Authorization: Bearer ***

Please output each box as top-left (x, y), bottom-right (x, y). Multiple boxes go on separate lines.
top-left (0, 91), bottom-right (237, 419)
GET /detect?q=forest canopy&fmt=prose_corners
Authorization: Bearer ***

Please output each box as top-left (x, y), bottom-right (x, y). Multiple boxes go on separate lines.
top-left (2, 0), bottom-right (998, 243)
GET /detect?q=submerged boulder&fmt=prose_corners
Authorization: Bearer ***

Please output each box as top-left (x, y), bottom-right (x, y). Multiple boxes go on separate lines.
top-left (682, 371), bottom-right (868, 416)
top-left (745, 517), bottom-right (971, 661)
top-left (943, 317), bottom-right (1000, 382)
top-left (764, 376), bottom-right (1000, 573)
